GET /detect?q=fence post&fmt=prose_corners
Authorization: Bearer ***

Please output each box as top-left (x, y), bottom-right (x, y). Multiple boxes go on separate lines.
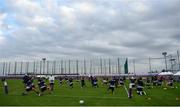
top-left (177, 50), bottom-right (180, 70)
top-left (8, 62), bottom-right (11, 75)
top-left (76, 60), bottom-right (79, 76)
top-left (84, 59), bottom-right (86, 75)
top-left (109, 58), bottom-right (111, 75)
top-left (68, 60), bottom-right (71, 74)
top-left (14, 61), bottom-right (17, 75)
top-left (2, 62), bottom-right (5, 75)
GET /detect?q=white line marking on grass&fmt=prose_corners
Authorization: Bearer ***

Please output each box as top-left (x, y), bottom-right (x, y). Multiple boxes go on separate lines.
top-left (49, 95), bottom-right (128, 99)
top-left (10, 94), bottom-right (128, 99)
top-left (123, 85), bottom-right (129, 97)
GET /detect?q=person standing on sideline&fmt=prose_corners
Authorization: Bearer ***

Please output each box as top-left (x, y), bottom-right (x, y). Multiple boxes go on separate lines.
top-left (2, 78), bottom-right (8, 95)
top-left (49, 75), bottom-right (55, 91)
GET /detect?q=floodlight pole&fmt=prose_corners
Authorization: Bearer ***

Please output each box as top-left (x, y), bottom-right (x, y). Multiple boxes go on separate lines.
top-left (162, 52), bottom-right (168, 71)
top-left (42, 58), bottom-right (46, 75)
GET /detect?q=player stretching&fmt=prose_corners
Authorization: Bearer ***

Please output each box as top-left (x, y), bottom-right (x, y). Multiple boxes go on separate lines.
top-left (81, 77), bottom-right (86, 88)
top-left (22, 76), bottom-right (39, 96)
top-left (38, 78), bottom-right (51, 96)
top-left (107, 78), bottom-right (115, 94)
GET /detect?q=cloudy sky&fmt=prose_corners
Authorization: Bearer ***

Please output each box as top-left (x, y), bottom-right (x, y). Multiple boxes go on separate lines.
top-left (0, 0), bottom-right (180, 59)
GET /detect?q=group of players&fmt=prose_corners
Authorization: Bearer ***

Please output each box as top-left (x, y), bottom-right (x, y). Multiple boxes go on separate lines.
top-left (128, 76), bottom-right (175, 98)
top-left (21, 74), bottom-right (174, 98)
top-left (22, 74), bottom-right (124, 96)
top-left (22, 74), bottom-right (55, 96)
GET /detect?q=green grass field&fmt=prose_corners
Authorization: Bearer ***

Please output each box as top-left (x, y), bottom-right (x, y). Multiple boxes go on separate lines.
top-left (0, 79), bottom-right (180, 106)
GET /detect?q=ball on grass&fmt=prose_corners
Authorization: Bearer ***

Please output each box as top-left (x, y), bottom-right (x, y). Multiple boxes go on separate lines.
top-left (79, 100), bottom-right (84, 104)
top-left (176, 97), bottom-right (179, 101)
top-left (163, 87), bottom-right (167, 90)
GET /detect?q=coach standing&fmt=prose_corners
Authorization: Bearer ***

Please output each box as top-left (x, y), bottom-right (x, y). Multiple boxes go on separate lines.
top-left (2, 78), bottom-right (8, 95)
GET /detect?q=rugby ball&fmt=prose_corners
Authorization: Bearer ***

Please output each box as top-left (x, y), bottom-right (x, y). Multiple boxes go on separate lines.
top-left (163, 87), bottom-right (167, 90)
top-left (79, 100), bottom-right (84, 104)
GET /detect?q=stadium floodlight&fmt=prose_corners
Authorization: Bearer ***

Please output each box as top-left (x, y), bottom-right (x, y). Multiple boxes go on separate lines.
top-left (42, 58), bottom-right (46, 61)
top-left (162, 52), bottom-right (168, 71)
top-left (42, 58), bottom-right (46, 75)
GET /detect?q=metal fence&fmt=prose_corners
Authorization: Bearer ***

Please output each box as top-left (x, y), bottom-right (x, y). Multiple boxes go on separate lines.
top-left (0, 51), bottom-right (180, 76)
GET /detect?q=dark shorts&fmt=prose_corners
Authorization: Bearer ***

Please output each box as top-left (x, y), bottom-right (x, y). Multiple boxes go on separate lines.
top-left (81, 83), bottom-right (85, 86)
top-left (50, 83), bottom-right (54, 86)
top-left (41, 87), bottom-right (47, 92)
top-left (70, 83), bottom-right (73, 86)
top-left (120, 82), bottom-right (124, 85)
top-left (26, 87), bottom-right (33, 91)
top-left (168, 82), bottom-right (173, 86)
top-left (109, 87), bottom-right (115, 91)
top-left (93, 83), bottom-right (97, 86)
top-left (146, 83), bottom-right (151, 86)
top-left (137, 87), bottom-right (143, 91)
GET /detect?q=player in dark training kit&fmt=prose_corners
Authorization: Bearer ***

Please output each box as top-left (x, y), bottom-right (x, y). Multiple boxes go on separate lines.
top-left (119, 78), bottom-right (124, 86)
top-left (68, 78), bottom-right (73, 88)
top-left (59, 77), bottom-right (63, 86)
top-left (22, 76), bottom-right (39, 96)
top-left (81, 77), bottom-right (86, 88)
top-left (107, 78), bottom-right (115, 94)
top-left (38, 78), bottom-right (51, 96)
top-left (23, 74), bottom-right (30, 87)
top-left (136, 77), bottom-right (146, 96)
top-left (93, 77), bottom-right (98, 88)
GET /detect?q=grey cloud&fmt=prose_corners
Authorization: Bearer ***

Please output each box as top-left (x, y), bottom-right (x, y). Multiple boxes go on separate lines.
top-left (0, 0), bottom-right (180, 60)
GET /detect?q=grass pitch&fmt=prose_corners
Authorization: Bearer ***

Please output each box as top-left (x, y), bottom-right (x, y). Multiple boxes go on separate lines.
top-left (0, 79), bottom-right (180, 106)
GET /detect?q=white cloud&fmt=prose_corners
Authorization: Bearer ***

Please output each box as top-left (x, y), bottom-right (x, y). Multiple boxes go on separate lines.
top-left (1, 0), bottom-right (180, 59)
